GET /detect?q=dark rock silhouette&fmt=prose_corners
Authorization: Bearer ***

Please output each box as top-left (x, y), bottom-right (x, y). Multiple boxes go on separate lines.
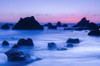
top-left (62, 24), bottom-right (68, 27)
top-left (48, 25), bottom-right (57, 29)
top-left (73, 17), bottom-right (90, 27)
top-left (67, 43), bottom-right (73, 48)
top-left (1, 24), bottom-right (10, 29)
top-left (2, 40), bottom-right (9, 45)
top-left (12, 44), bottom-right (19, 48)
top-left (48, 42), bottom-right (57, 49)
top-left (17, 38), bottom-right (34, 46)
top-left (5, 49), bottom-right (31, 61)
top-left (56, 21), bottom-right (62, 27)
top-left (12, 16), bottom-right (44, 30)
top-left (43, 23), bottom-right (52, 26)
top-left (66, 38), bottom-right (80, 43)
top-left (88, 30), bottom-right (100, 36)
top-left (89, 22), bottom-right (99, 30)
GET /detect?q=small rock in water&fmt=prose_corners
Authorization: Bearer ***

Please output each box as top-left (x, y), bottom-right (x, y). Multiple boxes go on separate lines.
top-left (67, 43), bottom-right (73, 48)
top-left (2, 40), bottom-right (9, 45)
top-left (56, 21), bottom-right (62, 27)
top-left (48, 42), bottom-right (57, 50)
top-left (66, 38), bottom-right (80, 43)
top-left (5, 49), bottom-right (31, 61)
top-left (17, 38), bottom-right (34, 46)
top-left (1, 24), bottom-right (10, 29)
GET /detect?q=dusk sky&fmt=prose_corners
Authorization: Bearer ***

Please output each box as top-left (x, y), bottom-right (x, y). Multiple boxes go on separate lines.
top-left (0, 0), bottom-right (100, 23)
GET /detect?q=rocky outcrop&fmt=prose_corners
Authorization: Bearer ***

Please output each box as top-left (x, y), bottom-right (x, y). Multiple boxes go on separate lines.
top-left (88, 30), bottom-right (100, 36)
top-left (2, 40), bottom-right (9, 45)
top-left (17, 38), bottom-right (34, 46)
top-left (1, 24), bottom-right (10, 29)
top-left (12, 16), bottom-right (44, 30)
top-left (73, 17), bottom-right (90, 27)
top-left (5, 49), bottom-right (31, 61)
top-left (66, 38), bottom-right (80, 43)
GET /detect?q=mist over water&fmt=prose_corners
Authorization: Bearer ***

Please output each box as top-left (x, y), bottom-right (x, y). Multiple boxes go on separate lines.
top-left (0, 23), bottom-right (100, 66)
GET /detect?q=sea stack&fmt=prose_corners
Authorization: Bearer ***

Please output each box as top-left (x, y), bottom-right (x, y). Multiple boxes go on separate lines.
top-left (73, 17), bottom-right (90, 27)
top-left (12, 16), bottom-right (44, 30)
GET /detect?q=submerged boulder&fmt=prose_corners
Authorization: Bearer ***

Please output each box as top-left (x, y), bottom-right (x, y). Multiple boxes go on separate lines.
top-left (2, 40), bottom-right (9, 45)
top-left (88, 30), bottom-right (100, 36)
top-left (1, 24), bottom-right (10, 29)
top-left (66, 38), bottom-right (80, 43)
top-left (73, 17), bottom-right (90, 27)
top-left (5, 49), bottom-right (31, 61)
top-left (57, 47), bottom-right (67, 50)
top-left (17, 38), bottom-right (34, 46)
top-left (12, 16), bottom-right (44, 30)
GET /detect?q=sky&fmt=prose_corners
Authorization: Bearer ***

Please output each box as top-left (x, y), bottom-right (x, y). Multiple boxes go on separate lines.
top-left (0, 0), bottom-right (100, 23)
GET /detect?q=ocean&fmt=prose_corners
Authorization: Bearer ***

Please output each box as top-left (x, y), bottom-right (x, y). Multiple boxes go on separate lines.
top-left (0, 23), bottom-right (100, 66)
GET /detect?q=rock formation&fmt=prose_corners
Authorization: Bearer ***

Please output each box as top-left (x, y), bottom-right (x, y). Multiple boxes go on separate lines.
top-left (17, 38), bottom-right (34, 46)
top-left (12, 16), bottom-right (44, 30)
top-left (1, 24), bottom-right (10, 29)
top-left (2, 40), bottom-right (9, 45)
top-left (89, 22), bottom-right (99, 30)
top-left (48, 42), bottom-right (57, 49)
top-left (73, 17), bottom-right (90, 27)
top-left (56, 21), bottom-right (62, 27)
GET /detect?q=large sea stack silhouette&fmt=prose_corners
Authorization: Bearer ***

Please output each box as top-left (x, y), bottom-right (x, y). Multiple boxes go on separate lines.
top-left (12, 16), bottom-right (44, 30)
top-left (73, 17), bottom-right (90, 27)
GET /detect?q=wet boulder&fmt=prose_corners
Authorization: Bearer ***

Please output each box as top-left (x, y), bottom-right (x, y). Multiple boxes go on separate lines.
top-left (48, 42), bottom-right (57, 49)
top-left (66, 38), bottom-right (80, 43)
top-left (88, 30), bottom-right (100, 36)
top-left (12, 16), bottom-right (44, 30)
top-left (1, 24), bottom-right (10, 29)
top-left (73, 17), bottom-right (90, 27)
top-left (2, 40), bottom-right (9, 45)
top-left (67, 43), bottom-right (73, 48)
top-left (56, 21), bottom-right (62, 27)
top-left (5, 49), bottom-right (31, 61)
top-left (17, 38), bottom-right (34, 46)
